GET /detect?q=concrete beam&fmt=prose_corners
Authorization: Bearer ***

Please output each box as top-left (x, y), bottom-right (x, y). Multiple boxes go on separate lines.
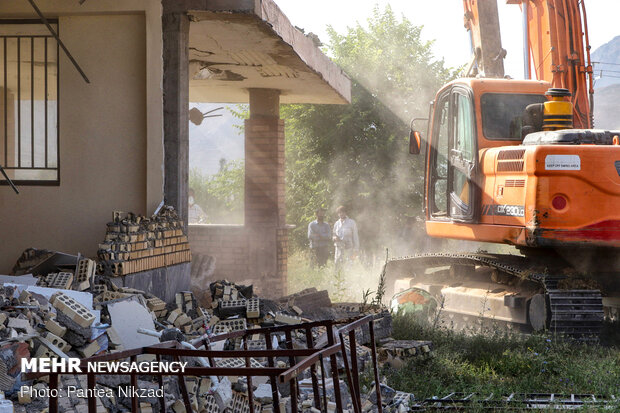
top-left (162, 8), bottom-right (189, 225)
top-left (186, 0), bottom-right (351, 104)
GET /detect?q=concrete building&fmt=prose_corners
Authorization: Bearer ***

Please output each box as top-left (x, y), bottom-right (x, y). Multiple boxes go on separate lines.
top-left (0, 0), bottom-right (350, 297)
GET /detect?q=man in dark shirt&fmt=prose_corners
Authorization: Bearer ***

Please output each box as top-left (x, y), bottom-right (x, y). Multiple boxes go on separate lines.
top-left (307, 208), bottom-right (331, 267)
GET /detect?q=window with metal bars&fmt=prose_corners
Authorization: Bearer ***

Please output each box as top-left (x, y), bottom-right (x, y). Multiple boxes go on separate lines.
top-left (0, 20), bottom-right (59, 185)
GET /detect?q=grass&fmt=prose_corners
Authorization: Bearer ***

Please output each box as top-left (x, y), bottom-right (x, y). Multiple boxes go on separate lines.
top-left (287, 251), bottom-right (384, 302)
top-left (385, 313), bottom-right (620, 401)
top-left (288, 251), bottom-right (620, 409)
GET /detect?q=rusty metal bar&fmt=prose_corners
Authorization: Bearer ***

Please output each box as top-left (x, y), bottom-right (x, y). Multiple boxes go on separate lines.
top-left (49, 373), bottom-right (59, 413)
top-left (87, 373), bottom-right (96, 412)
top-left (183, 367), bottom-right (286, 376)
top-left (348, 330), bottom-right (361, 410)
top-left (264, 331), bottom-right (280, 413)
top-left (284, 329), bottom-right (300, 411)
top-left (130, 355), bottom-right (139, 412)
top-left (145, 347), bottom-right (319, 358)
top-left (319, 354), bottom-right (328, 413)
top-left (369, 320), bottom-right (382, 413)
top-left (278, 344), bottom-right (341, 383)
top-left (305, 325), bottom-right (321, 409)
top-left (175, 355), bottom-right (193, 412)
top-left (339, 332), bottom-right (361, 413)
top-left (205, 319), bottom-right (336, 344)
top-left (290, 368), bottom-right (298, 413)
top-left (327, 326), bottom-right (343, 413)
top-left (25, 0), bottom-right (90, 83)
top-left (244, 338), bottom-right (255, 413)
top-left (155, 354), bottom-right (167, 413)
top-left (336, 315), bottom-right (373, 334)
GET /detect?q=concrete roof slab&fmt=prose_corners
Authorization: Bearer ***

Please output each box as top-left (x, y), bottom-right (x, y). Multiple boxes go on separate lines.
top-left (187, 0), bottom-right (351, 104)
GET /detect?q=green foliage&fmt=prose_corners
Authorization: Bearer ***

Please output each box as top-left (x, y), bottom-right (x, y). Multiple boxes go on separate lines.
top-left (388, 313), bottom-right (620, 400)
top-left (283, 5), bottom-right (455, 252)
top-left (189, 160), bottom-right (244, 224)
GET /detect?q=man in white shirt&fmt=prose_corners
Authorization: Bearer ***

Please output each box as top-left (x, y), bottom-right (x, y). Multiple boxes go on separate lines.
top-left (332, 205), bottom-right (359, 266)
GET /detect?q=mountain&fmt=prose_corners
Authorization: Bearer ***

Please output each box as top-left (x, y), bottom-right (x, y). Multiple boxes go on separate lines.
top-left (591, 35), bottom-right (620, 90)
top-left (591, 37), bottom-right (620, 129)
top-left (593, 83), bottom-right (620, 130)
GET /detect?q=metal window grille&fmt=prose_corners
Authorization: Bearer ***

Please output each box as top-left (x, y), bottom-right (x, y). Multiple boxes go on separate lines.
top-left (0, 20), bottom-right (59, 185)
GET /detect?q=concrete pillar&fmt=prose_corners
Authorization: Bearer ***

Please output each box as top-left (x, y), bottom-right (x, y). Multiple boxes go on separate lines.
top-left (162, 6), bottom-right (189, 226)
top-left (245, 88), bottom-right (288, 297)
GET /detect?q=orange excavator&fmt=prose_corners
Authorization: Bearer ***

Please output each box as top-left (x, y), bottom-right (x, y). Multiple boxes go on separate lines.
top-left (385, 0), bottom-right (620, 339)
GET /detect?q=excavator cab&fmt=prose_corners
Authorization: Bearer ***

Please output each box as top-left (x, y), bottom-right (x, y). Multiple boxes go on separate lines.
top-left (412, 79), bottom-right (550, 227)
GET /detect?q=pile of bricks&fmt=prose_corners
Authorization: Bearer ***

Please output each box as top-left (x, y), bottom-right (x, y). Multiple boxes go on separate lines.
top-left (0, 269), bottom-right (412, 413)
top-left (35, 257), bottom-right (95, 292)
top-left (97, 206), bottom-right (191, 276)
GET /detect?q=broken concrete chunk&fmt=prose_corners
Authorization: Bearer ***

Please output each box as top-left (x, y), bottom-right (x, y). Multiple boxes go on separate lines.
top-left (44, 318), bottom-right (67, 337)
top-left (7, 318), bottom-right (32, 334)
top-left (50, 272), bottom-right (74, 289)
top-left (274, 312), bottom-right (301, 325)
top-left (50, 292), bottom-right (95, 328)
top-left (254, 383), bottom-right (277, 403)
top-left (77, 340), bottom-right (101, 358)
top-left (74, 258), bottom-right (95, 291)
top-left (246, 298), bottom-right (260, 318)
top-left (212, 376), bottom-right (232, 410)
top-left (42, 332), bottom-right (71, 353)
top-left (167, 308), bottom-right (182, 324)
top-left (107, 300), bottom-right (158, 350)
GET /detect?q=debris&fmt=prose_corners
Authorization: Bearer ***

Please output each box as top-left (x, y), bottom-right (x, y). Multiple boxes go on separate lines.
top-left (50, 291), bottom-right (95, 328)
top-left (274, 312), bottom-right (302, 325)
top-left (2, 231), bottom-right (413, 413)
top-left (378, 339), bottom-right (433, 368)
top-left (107, 299), bottom-right (159, 349)
top-left (254, 383), bottom-right (276, 403)
top-left (98, 208), bottom-right (191, 276)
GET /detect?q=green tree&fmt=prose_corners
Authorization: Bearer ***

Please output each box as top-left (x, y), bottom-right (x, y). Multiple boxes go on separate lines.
top-left (283, 5), bottom-right (455, 254)
top-left (189, 159), bottom-right (244, 224)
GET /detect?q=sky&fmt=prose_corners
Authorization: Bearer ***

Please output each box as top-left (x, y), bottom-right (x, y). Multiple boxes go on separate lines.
top-left (276, 0), bottom-right (620, 79)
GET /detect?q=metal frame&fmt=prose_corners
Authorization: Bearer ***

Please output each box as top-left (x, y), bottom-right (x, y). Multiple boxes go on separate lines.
top-left (0, 19), bottom-right (60, 186)
top-left (24, 315), bottom-right (383, 413)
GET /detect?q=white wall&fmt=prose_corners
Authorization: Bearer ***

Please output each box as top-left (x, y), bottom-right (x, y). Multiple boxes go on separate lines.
top-left (0, 1), bottom-right (163, 271)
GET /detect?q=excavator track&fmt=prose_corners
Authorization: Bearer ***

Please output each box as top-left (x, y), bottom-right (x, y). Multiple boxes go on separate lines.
top-left (385, 252), bottom-right (605, 341)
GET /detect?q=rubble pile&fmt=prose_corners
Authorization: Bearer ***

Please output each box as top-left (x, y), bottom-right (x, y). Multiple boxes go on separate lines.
top-left (2, 205), bottom-right (434, 411)
top-left (97, 207), bottom-right (191, 276)
top-left (3, 237), bottom-right (431, 413)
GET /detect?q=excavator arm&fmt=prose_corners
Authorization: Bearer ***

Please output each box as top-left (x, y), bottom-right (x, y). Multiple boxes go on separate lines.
top-left (508, 0), bottom-right (594, 128)
top-left (462, 0), bottom-right (506, 78)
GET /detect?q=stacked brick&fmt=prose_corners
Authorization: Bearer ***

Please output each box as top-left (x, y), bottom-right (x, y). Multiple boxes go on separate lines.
top-left (97, 206), bottom-right (191, 276)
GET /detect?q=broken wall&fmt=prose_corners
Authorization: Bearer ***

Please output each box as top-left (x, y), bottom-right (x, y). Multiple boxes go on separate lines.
top-left (0, 0), bottom-right (164, 272)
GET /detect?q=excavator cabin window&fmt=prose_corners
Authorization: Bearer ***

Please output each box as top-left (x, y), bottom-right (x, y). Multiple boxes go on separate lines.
top-left (481, 93), bottom-right (546, 140)
top-left (430, 87), bottom-right (476, 221)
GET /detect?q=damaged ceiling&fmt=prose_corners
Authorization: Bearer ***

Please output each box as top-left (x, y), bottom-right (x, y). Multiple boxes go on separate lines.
top-left (188, 4), bottom-right (351, 105)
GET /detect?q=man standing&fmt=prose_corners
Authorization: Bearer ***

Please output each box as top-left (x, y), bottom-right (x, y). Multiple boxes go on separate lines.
top-left (307, 208), bottom-right (331, 267)
top-left (333, 206), bottom-right (359, 266)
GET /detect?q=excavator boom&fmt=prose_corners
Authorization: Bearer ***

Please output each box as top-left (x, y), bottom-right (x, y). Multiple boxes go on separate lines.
top-left (462, 0), bottom-right (506, 78)
top-left (509, 0), bottom-right (594, 128)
